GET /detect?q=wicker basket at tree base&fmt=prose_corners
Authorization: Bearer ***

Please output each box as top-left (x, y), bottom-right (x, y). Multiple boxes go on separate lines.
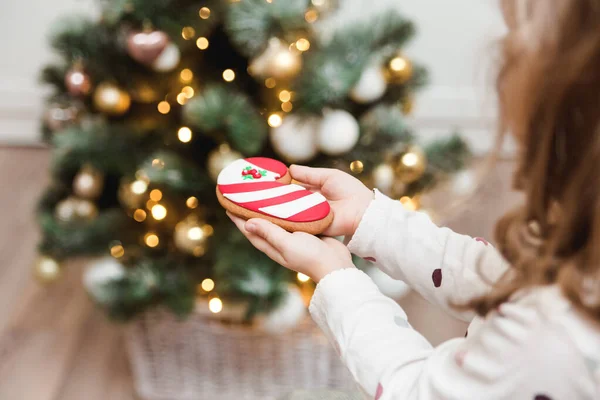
top-left (126, 311), bottom-right (356, 400)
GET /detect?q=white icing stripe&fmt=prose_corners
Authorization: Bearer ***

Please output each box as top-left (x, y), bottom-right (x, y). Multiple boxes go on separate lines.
top-left (223, 184), bottom-right (304, 203)
top-left (259, 192), bottom-right (326, 219)
top-left (217, 159), bottom-right (281, 185)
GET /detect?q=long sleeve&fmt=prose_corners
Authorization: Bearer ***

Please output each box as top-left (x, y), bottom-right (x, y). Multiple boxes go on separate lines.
top-left (309, 269), bottom-right (597, 400)
top-left (347, 190), bottom-right (509, 322)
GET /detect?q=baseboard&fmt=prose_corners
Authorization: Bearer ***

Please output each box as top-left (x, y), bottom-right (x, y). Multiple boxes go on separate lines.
top-left (0, 83), bottom-right (504, 154)
top-left (0, 79), bottom-right (44, 145)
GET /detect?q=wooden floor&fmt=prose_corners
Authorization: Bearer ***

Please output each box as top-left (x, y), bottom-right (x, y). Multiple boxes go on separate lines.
top-left (0, 148), bottom-right (521, 400)
top-left (0, 148), bottom-right (135, 400)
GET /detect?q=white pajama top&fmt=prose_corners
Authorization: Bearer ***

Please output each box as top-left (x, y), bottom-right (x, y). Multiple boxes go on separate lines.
top-left (309, 190), bottom-right (600, 400)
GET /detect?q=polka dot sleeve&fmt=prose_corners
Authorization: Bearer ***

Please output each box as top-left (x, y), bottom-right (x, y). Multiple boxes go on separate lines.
top-left (347, 190), bottom-right (509, 322)
top-left (309, 271), bottom-right (598, 399)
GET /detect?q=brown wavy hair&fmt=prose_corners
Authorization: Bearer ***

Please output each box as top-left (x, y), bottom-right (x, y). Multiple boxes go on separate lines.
top-left (466, 0), bottom-right (600, 322)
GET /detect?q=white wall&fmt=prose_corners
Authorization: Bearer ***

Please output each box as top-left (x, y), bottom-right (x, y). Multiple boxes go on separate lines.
top-left (330, 0), bottom-right (506, 153)
top-left (0, 0), bottom-right (97, 144)
top-left (0, 0), bottom-right (506, 152)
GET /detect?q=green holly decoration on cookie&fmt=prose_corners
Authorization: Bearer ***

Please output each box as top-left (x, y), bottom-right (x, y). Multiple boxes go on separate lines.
top-left (241, 166), bottom-right (267, 180)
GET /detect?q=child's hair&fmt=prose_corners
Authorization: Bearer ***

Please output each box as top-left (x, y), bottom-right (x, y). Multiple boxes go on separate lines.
top-left (466, 0), bottom-right (600, 322)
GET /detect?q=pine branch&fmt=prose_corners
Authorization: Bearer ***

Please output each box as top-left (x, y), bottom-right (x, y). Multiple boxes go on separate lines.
top-left (92, 258), bottom-right (195, 321)
top-left (183, 85), bottom-right (268, 154)
top-left (101, 0), bottom-right (221, 40)
top-left (360, 104), bottom-right (413, 142)
top-left (213, 229), bottom-right (291, 319)
top-left (225, 0), bottom-right (310, 57)
top-left (50, 119), bottom-right (150, 177)
top-left (49, 15), bottom-right (117, 63)
top-left (37, 185), bottom-right (133, 258)
top-left (294, 11), bottom-right (416, 113)
top-left (40, 64), bottom-right (69, 92)
top-left (137, 150), bottom-right (211, 192)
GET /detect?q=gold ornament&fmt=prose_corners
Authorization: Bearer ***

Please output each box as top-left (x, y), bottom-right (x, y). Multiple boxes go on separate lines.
top-left (249, 38), bottom-right (302, 80)
top-left (350, 160), bottom-right (364, 174)
top-left (73, 164), bottom-right (104, 199)
top-left (93, 82), bottom-right (131, 116)
top-left (65, 65), bottom-right (92, 96)
top-left (174, 215), bottom-right (214, 256)
top-left (118, 178), bottom-right (148, 209)
top-left (207, 144), bottom-right (243, 182)
top-left (392, 146), bottom-right (427, 184)
top-left (271, 48), bottom-right (302, 80)
top-left (55, 196), bottom-right (98, 222)
top-left (34, 255), bottom-right (62, 284)
top-left (385, 54), bottom-right (413, 84)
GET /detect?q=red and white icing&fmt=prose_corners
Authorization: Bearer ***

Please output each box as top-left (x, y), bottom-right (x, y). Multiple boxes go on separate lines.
top-left (217, 157), bottom-right (330, 223)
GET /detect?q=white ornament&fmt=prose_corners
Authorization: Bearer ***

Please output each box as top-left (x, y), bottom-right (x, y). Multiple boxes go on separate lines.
top-left (152, 43), bottom-right (181, 72)
top-left (373, 164), bottom-right (395, 194)
top-left (270, 115), bottom-right (319, 162)
top-left (83, 257), bottom-right (126, 303)
top-left (317, 109), bottom-right (360, 155)
top-left (254, 285), bottom-right (306, 334)
top-left (366, 266), bottom-right (411, 299)
top-left (349, 65), bottom-right (387, 103)
top-left (238, 270), bottom-right (273, 297)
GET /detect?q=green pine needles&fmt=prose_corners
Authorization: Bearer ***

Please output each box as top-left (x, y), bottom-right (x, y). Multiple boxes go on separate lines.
top-left (38, 0), bottom-right (469, 322)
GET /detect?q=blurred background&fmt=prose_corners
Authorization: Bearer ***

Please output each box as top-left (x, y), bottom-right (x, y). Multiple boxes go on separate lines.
top-left (0, 1), bottom-right (520, 399)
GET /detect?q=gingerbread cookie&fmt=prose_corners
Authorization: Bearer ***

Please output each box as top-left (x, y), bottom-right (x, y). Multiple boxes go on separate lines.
top-left (216, 157), bottom-right (333, 235)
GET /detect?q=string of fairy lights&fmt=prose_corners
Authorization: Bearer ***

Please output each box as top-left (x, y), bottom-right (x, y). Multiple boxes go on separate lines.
top-left (38, 0), bottom-right (437, 319)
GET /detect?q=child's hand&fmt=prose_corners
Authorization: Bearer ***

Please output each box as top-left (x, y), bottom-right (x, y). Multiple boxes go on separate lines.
top-left (289, 165), bottom-right (373, 238)
top-left (228, 213), bottom-right (354, 282)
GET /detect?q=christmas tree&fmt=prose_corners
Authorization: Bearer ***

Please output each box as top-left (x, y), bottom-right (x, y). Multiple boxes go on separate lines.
top-left (37, 0), bottom-right (470, 325)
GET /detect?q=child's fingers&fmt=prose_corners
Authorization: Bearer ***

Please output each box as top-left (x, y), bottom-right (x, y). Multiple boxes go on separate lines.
top-left (292, 181), bottom-right (322, 194)
top-left (246, 233), bottom-right (287, 267)
top-left (228, 214), bottom-right (286, 266)
top-left (245, 218), bottom-right (291, 253)
top-left (289, 165), bottom-right (334, 188)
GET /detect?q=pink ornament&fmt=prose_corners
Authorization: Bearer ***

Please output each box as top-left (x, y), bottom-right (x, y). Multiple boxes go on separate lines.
top-left (127, 30), bottom-right (169, 64)
top-left (65, 67), bottom-right (92, 96)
